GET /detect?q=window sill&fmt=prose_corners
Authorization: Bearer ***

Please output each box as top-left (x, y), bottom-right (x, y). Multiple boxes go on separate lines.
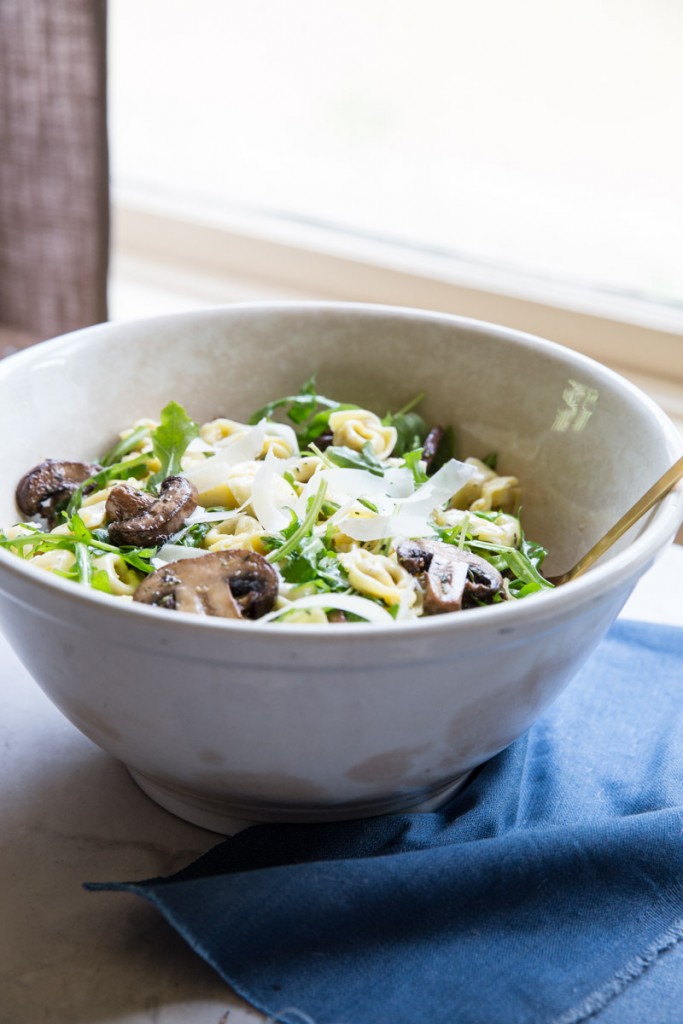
top-left (110, 196), bottom-right (683, 439)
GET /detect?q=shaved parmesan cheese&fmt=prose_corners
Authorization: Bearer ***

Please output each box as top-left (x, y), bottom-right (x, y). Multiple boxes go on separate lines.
top-left (251, 453), bottom-right (297, 531)
top-left (401, 459), bottom-right (478, 509)
top-left (384, 467), bottom-right (415, 499)
top-left (259, 591), bottom-right (394, 624)
top-left (184, 503), bottom-right (250, 524)
top-left (262, 420), bottom-right (300, 457)
top-left (335, 459), bottom-right (477, 541)
top-left (202, 422), bottom-right (267, 466)
top-left (152, 545), bottom-right (207, 568)
top-left (184, 436), bottom-right (215, 455)
top-left (341, 512), bottom-right (436, 542)
top-left (295, 466), bottom-right (414, 518)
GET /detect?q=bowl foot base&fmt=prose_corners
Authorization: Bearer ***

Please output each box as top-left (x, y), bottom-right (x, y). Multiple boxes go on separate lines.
top-left (127, 767), bottom-right (473, 835)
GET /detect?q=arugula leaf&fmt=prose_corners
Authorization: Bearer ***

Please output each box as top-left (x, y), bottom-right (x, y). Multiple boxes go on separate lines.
top-left (0, 515), bottom-right (156, 580)
top-left (320, 499), bottom-right (341, 519)
top-left (386, 411), bottom-right (429, 457)
top-left (266, 479), bottom-right (328, 564)
top-left (69, 512), bottom-right (93, 545)
top-left (277, 535), bottom-right (349, 592)
top-left (248, 377), bottom-right (360, 447)
top-left (464, 537), bottom-right (553, 591)
top-left (497, 548), bottom-right (552, 589)
top-left (66, 513), bottom-right (157, 575)
top-left (482, 452), bottom-right (498, 470)
top-left (149, 401), bottom-right (199, 489)
top-left (325, 442), bottom-right (385, 477)
top-left (381, 393), bottom-right (428, 456)
top-left (520, 535), bottom-right (548, 571)
top-left (298, 404), bottom-right (359, 447)
top-left (109, 545), bottom-right (157, 575)
top-left (507, 579), bottom-right (545, 598)
top-left (0, 531), bottom-right (62, 555)
top-left (261, 509), bottom-right (300, 553)
top-left (402, 448), bottom-right (428, 487)
top-left (74, 542), bottom-right (92, 586)
top-left (250, 377), bottom-right (342, 427)
top-left (101, 424), bottom-right (151, 467)
top-left (249, 376), bottom-right (321, 424)
top-left (172, 521), bottom-right (213, 548)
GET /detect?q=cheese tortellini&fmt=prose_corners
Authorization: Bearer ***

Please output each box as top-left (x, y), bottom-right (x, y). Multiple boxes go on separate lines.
top-left (328, 408), bottom-right (397, 460)
top-left (449, 457), bottom-right (521, 516)
top-left (338, 548), bottom-right (417, 608)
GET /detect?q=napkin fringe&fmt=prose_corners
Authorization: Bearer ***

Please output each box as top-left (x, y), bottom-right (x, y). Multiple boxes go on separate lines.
top-left (551, 916), bottom-right (683, 1024)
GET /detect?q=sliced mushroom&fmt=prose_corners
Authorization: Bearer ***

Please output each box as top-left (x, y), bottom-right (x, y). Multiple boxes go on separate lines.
top-left (396, 538), bottom-right (504, 614)
top-left (311, 429), bottom-right (335, 451)
top-left (105, 483), bottom-right (155, 523)
top-left (422, 426), bottom-right (445, 473)
top-left (16, 459), bottom-right (101, 521)
top-left (133, 550), bottom-right (279, 619)
top-left (106, 476), bottom-right (198, 547)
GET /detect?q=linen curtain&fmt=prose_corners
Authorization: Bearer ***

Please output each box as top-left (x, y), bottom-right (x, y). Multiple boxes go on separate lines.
top-left (0, 0), bottom-right (109, 357)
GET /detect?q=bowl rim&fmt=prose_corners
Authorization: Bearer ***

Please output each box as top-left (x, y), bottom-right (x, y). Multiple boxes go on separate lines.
top-left (0, 300), bottom-right (681, 639)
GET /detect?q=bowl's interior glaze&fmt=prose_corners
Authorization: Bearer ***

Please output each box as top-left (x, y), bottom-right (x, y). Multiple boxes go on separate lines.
top-left (0, 303), bottom-right (679, 576)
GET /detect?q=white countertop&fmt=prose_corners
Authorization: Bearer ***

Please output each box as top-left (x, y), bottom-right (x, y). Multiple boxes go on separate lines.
top-left (2, 546), bottom-right (682, 1024)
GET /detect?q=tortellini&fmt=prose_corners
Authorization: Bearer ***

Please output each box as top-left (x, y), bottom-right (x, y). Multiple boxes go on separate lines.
top-left (470, 476), bottom-right (521, 515)
top-left (118, 418), bottom-right (158, 455)
top-left (92, 552), bottom-right (141, 595)
top-left (277, 606), bottom-right (329, 625)
top-left (185, 459), bottom-right (259, 509)
top-left (338, 548), bottom-right (417, 608)
top-left (449, 457), bottom-right (521, 515)
top-left (206, 513), bottom-right (266, 554)
top-left (200, 418), bottom-right (246, 446)
top-left (288, 455), bottom-right (324, 484)
top-left (435, 508), bottom-right (522, 548)
top-left (30, 549), bottom-right (76, 575)
top-left (77, 485), bottom-right (114, 529)
top-left (260, 423), bottom-right (299, 460)
top-left (328, 408), bottom-right (397, 460)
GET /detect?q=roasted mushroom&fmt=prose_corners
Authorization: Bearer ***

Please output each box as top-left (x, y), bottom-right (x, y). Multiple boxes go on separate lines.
top-left (133, 550), bottom-right (278, 619)
top-left (421, 426), bottom-right (445, 473)
top-left (310, 429), bottom-right (335, 451)
top-left (106, 475), bottom-right (198, 548)
top-left (16, 459), bottom-right (101, 522)
top-left (396, 538), bottom-right (504, 614)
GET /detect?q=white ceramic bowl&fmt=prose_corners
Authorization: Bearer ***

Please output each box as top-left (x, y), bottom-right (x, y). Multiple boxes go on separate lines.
top-left (0, 303), bottom-right (681, 833)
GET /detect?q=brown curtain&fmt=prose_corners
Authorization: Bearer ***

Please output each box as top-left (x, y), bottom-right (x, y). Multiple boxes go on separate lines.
top-left (0, 0), bottom-right (109, 356)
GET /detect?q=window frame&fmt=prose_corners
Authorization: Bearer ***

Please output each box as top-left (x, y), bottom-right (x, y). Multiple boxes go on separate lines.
top-left (112, 191), bottom-right (683, 391)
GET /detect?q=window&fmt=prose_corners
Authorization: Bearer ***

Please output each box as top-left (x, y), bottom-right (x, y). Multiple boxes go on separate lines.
top-left (109, 0), bottom-right (683, 389)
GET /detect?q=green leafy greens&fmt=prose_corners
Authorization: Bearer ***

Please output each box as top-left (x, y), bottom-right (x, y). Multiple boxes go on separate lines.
top-left (383, 403), bottom-right (428, 456)
top-left (148, 401), bottom-right (199, 490)
top-left (101, 424), bottom-right (151, 467)
top-left (265, 478), bottom-right (329, 564)
top-left (249, 376), bottom-right (358, 448)
top-left (324, 442), bottom-right (385, 477)
top-left (0, 513), bottom-right (156, 580)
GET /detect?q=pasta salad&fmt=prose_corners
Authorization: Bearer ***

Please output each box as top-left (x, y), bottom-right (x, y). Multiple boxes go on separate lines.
top-left (1, 381), bottom-right (553, 624)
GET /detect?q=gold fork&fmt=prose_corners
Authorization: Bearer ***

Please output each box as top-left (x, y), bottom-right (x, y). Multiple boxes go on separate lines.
top-left (547, 456), bottom-right (683, 586)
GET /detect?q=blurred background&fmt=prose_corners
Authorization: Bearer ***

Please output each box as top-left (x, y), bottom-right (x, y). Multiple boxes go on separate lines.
top-left (1, 0), bottom-right (682, 430)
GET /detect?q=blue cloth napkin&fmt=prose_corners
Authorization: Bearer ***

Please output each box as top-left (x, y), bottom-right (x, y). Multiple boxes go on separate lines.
top-left (87, 620), bottom-right (683, 1024)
